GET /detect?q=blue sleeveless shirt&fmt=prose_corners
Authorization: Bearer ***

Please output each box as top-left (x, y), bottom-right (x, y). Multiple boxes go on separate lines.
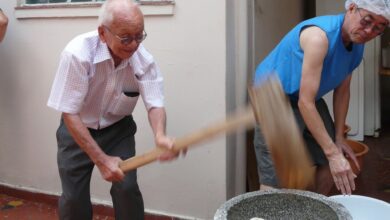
top-left (254, 14), bottom-right (364, 100)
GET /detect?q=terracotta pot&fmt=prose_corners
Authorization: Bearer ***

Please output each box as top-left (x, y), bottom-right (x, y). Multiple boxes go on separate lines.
top-left (344, 124), bottom-right (351, 136)
top-left (345, 139), bottom-right (369, 175)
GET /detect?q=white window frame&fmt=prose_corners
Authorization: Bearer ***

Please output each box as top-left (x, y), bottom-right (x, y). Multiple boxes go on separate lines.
top-left (15, 0), bottom-right (175, 19)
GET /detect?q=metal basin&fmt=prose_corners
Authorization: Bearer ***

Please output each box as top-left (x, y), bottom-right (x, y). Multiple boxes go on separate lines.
top-left (214, 189), bottom-right (352, 220)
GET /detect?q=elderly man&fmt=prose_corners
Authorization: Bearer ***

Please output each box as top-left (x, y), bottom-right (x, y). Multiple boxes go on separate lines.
top-left (0, 8), bottom-right (8, 43)
top-left (47, 0), bottom-right (181, 219)
top-left (254, 0), bottom-right (389, 195)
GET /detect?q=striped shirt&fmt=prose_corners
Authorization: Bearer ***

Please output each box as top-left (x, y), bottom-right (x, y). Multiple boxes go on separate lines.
top-left (47, 31), bottom-right (164, 129)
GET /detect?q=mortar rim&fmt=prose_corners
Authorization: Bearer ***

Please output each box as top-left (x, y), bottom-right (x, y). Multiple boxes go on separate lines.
top-left (214, 189), bottom-right (352, 220)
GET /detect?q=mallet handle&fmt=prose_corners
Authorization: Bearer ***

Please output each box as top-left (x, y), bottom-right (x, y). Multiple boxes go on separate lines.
top-left (119, 107), bottom-right (255, 172)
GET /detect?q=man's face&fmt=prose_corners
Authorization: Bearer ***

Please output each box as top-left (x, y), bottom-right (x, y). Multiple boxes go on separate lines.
top-left (349, 7), bottom-right (389, 43)
top-left (99, 17), bottom-right (145, 61)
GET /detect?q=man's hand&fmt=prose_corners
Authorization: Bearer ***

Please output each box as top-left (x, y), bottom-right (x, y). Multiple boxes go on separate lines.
top-left (0, 9), bottom-right (8, 43)
top-left (95, 155), bottom-right (125, 182)
top-left (335, 139), bottom-right (360, 173)
top-left (147, 107), bottom-right (187, 161)
top-left (155, 134), bottom-right (185, 161)
top-left (327, 150), bottom-right (356, 195)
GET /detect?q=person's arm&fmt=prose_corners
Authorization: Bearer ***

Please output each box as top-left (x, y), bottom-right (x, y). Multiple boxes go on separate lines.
top-left (147, 107), bottom-right (180, 161)
top-left (136, 45), bottom-right (184, 161)
top-left (62, 113), bottom-right (125, 182)
top-left (333, 75), bottom-right (360, 171)
top-left (299, 26), bottom-right (355, 195)
top-left (0, 9), bottom-right (8, 43)
top-left (333, 76), bottom-right (351, 140)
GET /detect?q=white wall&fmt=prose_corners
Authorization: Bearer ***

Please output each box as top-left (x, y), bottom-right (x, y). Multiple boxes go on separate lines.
top-left (0, 1), bottom-right (232, 219)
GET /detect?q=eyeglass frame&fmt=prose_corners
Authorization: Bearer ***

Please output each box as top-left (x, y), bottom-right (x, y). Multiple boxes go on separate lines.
top-left (356, 8), bottom-right (387, 35)
top-left (103, 25), bottom-right (147, 45)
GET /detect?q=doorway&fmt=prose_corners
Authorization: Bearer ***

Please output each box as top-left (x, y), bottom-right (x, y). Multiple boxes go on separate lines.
top-left (380, 30), bottom-right (390, 129)
top-left (246, 0), bottom-right (314, 192)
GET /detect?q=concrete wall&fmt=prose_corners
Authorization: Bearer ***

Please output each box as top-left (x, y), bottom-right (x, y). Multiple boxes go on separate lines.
top-left (0, 1), bottom-right (233, 219)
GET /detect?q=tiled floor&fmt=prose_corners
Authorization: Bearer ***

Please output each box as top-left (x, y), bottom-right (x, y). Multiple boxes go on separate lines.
top-left (1, 125), bottom-right (389, 219)
top-left (0, 189), bottom-right (179, 220)
top-left (0, 192), bottom-right (185, 219)
top-left (0, 193), bottom-right (114, 220)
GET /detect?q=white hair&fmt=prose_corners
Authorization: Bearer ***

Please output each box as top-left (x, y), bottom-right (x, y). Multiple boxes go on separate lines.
top-left (345, 0), bottom-right (390, 24)
top-left (98, 0), bottom-right (140, 26)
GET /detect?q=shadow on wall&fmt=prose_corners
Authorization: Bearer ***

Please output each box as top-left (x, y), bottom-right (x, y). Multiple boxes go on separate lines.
top-left (0, 47), bottom-right (24, 146)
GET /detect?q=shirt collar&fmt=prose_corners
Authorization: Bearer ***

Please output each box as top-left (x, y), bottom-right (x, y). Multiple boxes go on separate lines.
top-left (93, 40), bottom-right (132, 69)
top-left (93, 40), bottom-right (112, 64)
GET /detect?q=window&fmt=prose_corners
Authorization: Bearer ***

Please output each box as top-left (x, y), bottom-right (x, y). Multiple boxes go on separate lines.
top-left (24, 0), bottom-right (166, 4)
top-left (16, 0), bottom-right (175, 19)
top-left (25, 0), bottom-right (103, 3)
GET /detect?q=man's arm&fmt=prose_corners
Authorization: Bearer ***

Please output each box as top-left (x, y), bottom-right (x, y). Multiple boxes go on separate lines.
top-left (62, 113), bottom-right (125, 182)
top-left (333, 75), bottom-right (360, 170)
top-left (0, 9), bottom-right (8, 43)
top-left (299, 26), bottom-right (355, 194)
top-left (147, 107), bottom-right (180, 161)
top-left (299, 26), bottom-right (336, 156)
top-left (333, 75), bottom-right (351, 140)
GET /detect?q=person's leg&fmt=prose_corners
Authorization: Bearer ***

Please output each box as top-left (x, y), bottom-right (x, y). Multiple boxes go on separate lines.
top-left (315, 164), bottom-right (334, 195)
top-left (253, 126), bottom-right (278, 190)
top-left (110, 154), bottom-right (144, 220)
top-left (314, 98), bottom-right (336, 195)
top-left (100, 116), bottom-right (144, 220)
top-left (304, 130), bottom-right (334, 194)
top-left (299, 98), bottom-right (335, 195)
top-left (57, 120), bottom-right (94, 220)
top-left (289, 97), bottom-right (335, 194)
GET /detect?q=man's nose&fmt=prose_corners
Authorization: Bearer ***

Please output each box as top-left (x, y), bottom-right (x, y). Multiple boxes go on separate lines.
top-left (126, 40), bottom-right (139, 48)
top-left (363, 25), bottom-right (375, 35)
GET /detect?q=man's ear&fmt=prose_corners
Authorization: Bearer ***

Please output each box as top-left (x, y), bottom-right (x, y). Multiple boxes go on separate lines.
top-left (98, 26), bottom-right (106, 43)
top-left (348, 3), bottom-right (357, 12)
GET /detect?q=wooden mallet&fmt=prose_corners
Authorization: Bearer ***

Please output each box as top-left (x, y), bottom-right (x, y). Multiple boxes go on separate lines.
top-left (119, 74), bottom-right (315, 189)
top-left (249, 74), bottom-right (315, 189)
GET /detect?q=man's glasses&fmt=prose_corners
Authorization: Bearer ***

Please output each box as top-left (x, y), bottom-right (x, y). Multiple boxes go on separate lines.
top-left (357, 8), bottom-right (386, 35)
top-left (103, 25), bottom-right (147, 45)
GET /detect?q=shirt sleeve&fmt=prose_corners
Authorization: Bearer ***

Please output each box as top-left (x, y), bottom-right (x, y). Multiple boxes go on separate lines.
top-left (133, 45), bottom-right (165, 110)
top-left (47, 51), bottom-right (90, 114)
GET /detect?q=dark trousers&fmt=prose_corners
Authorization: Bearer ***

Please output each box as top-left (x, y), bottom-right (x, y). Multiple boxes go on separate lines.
top-left (289, 98), bottom-right (335, 166)
top-left (254, 98), bottom-right (335, 186)
top-left (56, 116), bottom-right (144, 220)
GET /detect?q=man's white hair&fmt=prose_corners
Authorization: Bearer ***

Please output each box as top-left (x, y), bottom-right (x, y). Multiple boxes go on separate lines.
top-left (98, 0), bottom-right (140, 26)
top-left (345, 0), bottom-right (390, 24)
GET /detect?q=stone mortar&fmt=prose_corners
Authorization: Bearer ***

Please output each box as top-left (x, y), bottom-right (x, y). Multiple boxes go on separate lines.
top-left (214, 189), bottom-right (352, 220)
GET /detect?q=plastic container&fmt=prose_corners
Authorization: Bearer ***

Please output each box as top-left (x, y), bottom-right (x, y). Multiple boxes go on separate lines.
top-left (330, 195), bottom-right (390, 220)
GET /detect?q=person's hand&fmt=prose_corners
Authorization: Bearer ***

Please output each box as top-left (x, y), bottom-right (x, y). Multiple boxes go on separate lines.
top-left (95, 155), bottom-right (125, 182)
top-left (327, 150), bottom-right (356, 195)
top-left (155, 134), bottom-right (186, 161)
top-left (335, 139), bottom-right (360, 173)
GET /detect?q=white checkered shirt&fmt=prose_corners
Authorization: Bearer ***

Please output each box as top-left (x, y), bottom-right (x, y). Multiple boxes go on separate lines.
top-left (47, 31), bottom-right (164, 129)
